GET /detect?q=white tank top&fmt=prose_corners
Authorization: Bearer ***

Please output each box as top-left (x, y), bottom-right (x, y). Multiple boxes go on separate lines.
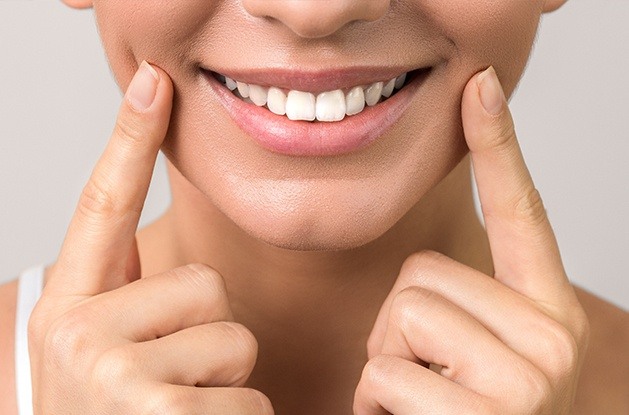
top-left (15, 265), bottom-right (44, 415)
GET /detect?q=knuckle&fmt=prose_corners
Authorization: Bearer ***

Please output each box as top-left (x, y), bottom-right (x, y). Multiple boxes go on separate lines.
top-left (442, 392), bottom-right (496, 415)
top-left (218, 321), bottom-right (259, 382)
top-left (400, 250), bottom-right (445, 286)
top-left (403, 250), bottom-right (444, 272)
top-left (390, 286), bottom-right (434, 330)
top-left (222, 321), bottom-right (259, 356)
top-left (519, 369), bottom-right (552, 414)
top-left (91, 346), bottom-right (138, 392)
top-left (78, 175), bottom-right (121, 221)
top-left (360, 354), bottom-right (396, 392)
top-left (27, 302), bottom-right (51, 350)
top-left (143, 387), bottom-right (188, 415)
top-left (44, 309), bottom-right (95, 371)
top-left (466, 397), bottom-right (499, 415)
top-left (365, 331), bottom-right (381, 360)
top-left (240, 388), bottom-right (275, 415)
top-left (512, 186), bottom-right (547, 228)
top-left (114, 112), bottom-right (145, 149)
top-left (476, 400), bottom-right (506, 415)
top-left (501, 363), bottom-right (551, 414)
top-left (540, 320), bottom-right (580, 382)
top-left (175, 263), bottom-right (230, 315)
top-left (181, 263), bottom-right (228, 295)
top-left (485, 116), bottom-right (517, 153)
top-left (570, 306), bottom-right (591, 351)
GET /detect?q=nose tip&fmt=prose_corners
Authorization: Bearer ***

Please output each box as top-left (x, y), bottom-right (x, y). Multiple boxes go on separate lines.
top-left (242, 0), bottom-right (390, 39)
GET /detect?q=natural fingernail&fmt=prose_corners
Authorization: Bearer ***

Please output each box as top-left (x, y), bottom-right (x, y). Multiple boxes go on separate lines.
top-left (126, 60), bottom-right (160, 112)
top-left (477, 66), bottom-right (505, 116)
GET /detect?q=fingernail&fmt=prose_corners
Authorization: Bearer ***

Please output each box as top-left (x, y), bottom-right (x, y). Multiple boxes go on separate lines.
top-left (477, 66), bottom-right (505, 115)
top-left (126, 60), bottom-right (159, 112)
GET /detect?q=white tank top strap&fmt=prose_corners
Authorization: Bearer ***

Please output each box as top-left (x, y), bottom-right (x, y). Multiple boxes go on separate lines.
top-left (15, 265), bottom-right (45, 415)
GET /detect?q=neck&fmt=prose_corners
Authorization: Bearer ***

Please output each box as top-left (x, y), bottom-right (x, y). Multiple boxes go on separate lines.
top-left (137, 154), bottom-right (491, 414)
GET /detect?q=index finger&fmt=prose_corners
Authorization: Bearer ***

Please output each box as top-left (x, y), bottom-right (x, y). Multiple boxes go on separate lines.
top-left (461, 66), bottom-right (571, 304)
top-left (46, 61), bottom-right (173, 297)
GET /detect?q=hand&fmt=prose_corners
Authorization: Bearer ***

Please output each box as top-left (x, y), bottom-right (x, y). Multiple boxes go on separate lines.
top-left (28, 62), bottom-right (273, 414)
top-left (354, 67), bottom-right (590, 415)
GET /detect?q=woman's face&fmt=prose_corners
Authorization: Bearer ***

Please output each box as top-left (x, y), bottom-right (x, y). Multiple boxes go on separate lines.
top-left (68, 0), bottom-right (564, 250)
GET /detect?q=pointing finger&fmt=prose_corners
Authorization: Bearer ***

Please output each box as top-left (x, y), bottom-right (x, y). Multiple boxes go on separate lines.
top-left (461, 66), bottom-right (571, 303)
top-left (47, 61), bottom-right (173, 297)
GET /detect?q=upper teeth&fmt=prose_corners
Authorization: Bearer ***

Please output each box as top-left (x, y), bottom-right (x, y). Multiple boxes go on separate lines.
top-left (218, 72), bottom-right (408, 122)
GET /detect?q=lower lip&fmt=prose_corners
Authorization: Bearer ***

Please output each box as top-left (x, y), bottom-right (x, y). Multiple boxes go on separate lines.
top-left (203, 69), bottom-right (427, 157)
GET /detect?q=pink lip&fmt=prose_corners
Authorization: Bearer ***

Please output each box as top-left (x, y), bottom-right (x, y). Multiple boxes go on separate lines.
top-left (202, 68), bottom-right (428, 157)
top-left (206, 66), bottom-right (418, 93)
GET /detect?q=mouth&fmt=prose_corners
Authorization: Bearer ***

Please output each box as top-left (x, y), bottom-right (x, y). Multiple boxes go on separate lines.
top-left (210, 69), bottom-right (417, 122)
top-left (200, 66), bottom-right (430, 157)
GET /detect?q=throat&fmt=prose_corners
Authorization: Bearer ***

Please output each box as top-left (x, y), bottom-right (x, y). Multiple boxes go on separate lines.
top-left (241, 300), bottom-right (373, 415)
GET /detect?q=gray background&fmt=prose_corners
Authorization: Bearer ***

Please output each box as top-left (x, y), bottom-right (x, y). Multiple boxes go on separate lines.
top-left (1, 1), bottom-right (627, 309)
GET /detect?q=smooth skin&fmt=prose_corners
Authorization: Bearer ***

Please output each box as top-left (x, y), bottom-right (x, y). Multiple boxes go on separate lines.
top-left (0, 61), bottom-right (625, 414)
top-left (25, 62), bottom-right (271, 414)
top-left (355, 68), bottom-right (587, 414)
top-left (0, 1), bottom-right (628, 414)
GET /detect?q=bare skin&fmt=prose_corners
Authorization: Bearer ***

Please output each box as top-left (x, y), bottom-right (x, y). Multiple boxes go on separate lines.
top-left (2, 1), bottom-right (628, 413)
top-left (0, 67), bottom-right (627, 413)
top-left (1, 258), bottom-right (627, 414)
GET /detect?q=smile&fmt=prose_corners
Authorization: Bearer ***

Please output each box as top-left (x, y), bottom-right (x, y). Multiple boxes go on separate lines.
top-left (201, 66), bottom-right (429, 157)
top-left (213, 72), bottom-right (409, 122)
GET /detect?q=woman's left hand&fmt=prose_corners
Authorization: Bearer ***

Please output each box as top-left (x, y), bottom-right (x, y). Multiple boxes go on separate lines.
top-left (353, 67), bottom-right (590, 415)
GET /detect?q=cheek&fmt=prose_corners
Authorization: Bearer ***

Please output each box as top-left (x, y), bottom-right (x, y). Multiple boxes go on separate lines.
top-left (422, 0), bottom-right (544, 96)
top-left (92, 1), bottom-right (220, 92)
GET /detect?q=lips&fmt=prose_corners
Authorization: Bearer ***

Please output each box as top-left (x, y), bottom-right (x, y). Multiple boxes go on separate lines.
top-left (201, 66), bottom-right (430, 157)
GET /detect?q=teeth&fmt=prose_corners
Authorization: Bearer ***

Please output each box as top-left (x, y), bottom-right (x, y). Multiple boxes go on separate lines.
top-left (225, 76), bottom-right (238, 91)
top-left (218, 71), bottom-right (409, 122)
top-left (394, 73), bottom-right (406, 90)
top-left (382, 78), bottom-right (396, 98)
top-left (345, 86), bottom-right (365, 116)
top-left (286, 91), bottom-right (316, 121)
top-left (237, 81), bottom-right (250, 98)
top-left (248, 84), bottom-right (268, 107)
top-left (364, 81), bottom-right (384, 107)
top-left (316, 90), bottom-right (346, 122)
top-left (267, 87), bottom-right (287, 115)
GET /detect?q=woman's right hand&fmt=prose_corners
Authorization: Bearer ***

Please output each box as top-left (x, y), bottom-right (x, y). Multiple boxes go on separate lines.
top-left (27, 61), bottom-right (274, 414)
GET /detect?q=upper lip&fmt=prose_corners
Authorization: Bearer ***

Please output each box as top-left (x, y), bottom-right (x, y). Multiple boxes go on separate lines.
top-left (201, 66), bottom-right (427, 93)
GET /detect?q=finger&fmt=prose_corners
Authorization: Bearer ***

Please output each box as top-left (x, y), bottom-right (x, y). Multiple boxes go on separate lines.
top-left (353, 355), bottom-right (490, 415)
top-left (47, 61), bottom-right (173, 297)
top-left (368, 251), bottom-right (584, 380)
top-left (124, 235), bottom-right (142, 284)
top-left (96, 322), bottom-right (257, 388)
top-left (90, 264), bottom-right (233, 342)
top-left (378, 286), bottom-right (546, 402)
top-left (461, 66), bottom-right (571, 302)
top-left (134, 385), bottom-right (273, 415)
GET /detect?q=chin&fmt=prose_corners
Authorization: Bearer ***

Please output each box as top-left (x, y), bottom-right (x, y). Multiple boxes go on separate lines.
top-left (217, 181), bottom-right (412, 252)
top-left (236, 207), bottom-right (396, 252)
top-left (247, 226), bottom-right (378, 252)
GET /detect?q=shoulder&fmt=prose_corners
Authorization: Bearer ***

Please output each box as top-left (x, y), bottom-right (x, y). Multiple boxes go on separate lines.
top-left (0, 278), bottom-right (19, 415)
top-left (572, 286), bottom-right (629, 414)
